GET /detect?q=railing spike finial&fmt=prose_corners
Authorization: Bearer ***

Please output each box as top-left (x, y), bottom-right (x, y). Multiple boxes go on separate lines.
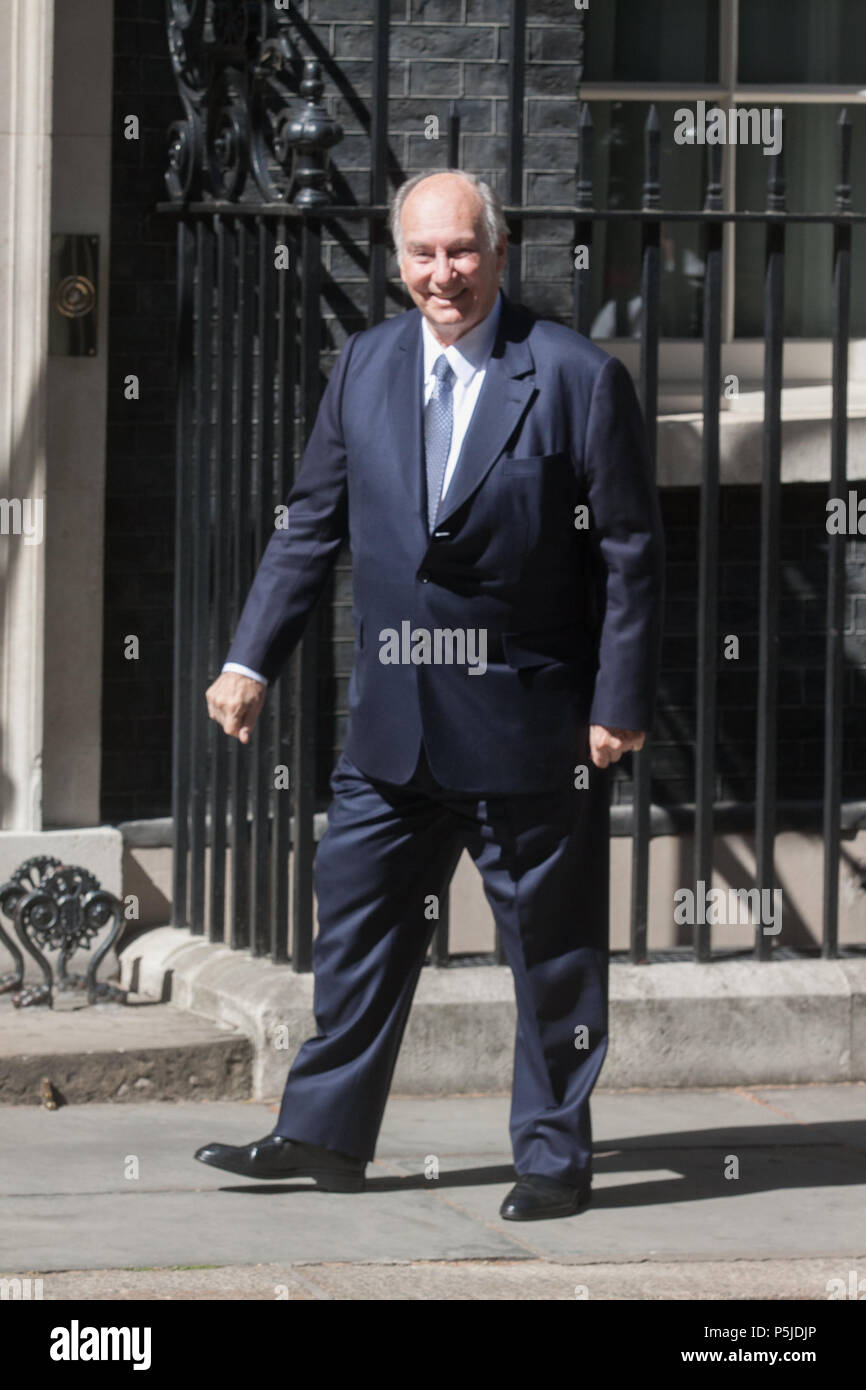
top-left (835, 107), bottom-right (852, 212)
top-left (447, 101), bottom-right (460, 168)
top-left (281, 57), bottom-right (344, 208)
top-left (576, 102), bottom-right (594, 211)
top-left (766, 114), bottom-right (786, 213)
top-left (704, 141), bottom-right (723, 213)
top-left (642, 103), bottom-right (661, 210)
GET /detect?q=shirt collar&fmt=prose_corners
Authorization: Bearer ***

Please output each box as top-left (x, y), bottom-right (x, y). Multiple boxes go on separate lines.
top-left (421, 290), bottom-right (502, 387)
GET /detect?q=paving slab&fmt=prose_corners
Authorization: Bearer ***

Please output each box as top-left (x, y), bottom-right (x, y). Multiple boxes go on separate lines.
top-left (3, 1188), bottom-right (523, 1270)
top-left (402, 1146), bottom-right (864, 1262)
top-left (748, 1085), bottom-right (866, 1147)
top-left (0, 1099), bottom-right (280, 1196)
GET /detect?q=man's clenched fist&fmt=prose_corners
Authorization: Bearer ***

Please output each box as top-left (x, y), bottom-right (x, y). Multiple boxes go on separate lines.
top-left (589, 725), bottom-right (645, 769)
top-left (205, 671), bottom-right (266, 745)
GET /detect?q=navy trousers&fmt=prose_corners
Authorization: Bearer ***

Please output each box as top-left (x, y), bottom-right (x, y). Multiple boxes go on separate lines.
top-left (275, 735), bottom-right (611, 1186)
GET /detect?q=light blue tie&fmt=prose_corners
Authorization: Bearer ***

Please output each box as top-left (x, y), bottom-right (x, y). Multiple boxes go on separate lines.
top-left (425, 353), bottom-right (455, 532)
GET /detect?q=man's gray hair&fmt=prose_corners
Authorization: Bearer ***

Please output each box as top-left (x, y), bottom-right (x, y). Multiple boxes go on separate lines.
top-left (389, 169), bottom-right (508, 261)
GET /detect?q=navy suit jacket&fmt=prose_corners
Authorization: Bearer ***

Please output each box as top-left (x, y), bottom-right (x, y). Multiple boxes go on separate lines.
top-left (225, 293), bottom-right (665, 794)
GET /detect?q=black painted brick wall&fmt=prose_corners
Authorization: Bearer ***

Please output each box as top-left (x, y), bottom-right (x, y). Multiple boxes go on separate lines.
top-left (102, 0), bottom-right (178, 821)
top-left (101, 0), bottom-right (866, 820)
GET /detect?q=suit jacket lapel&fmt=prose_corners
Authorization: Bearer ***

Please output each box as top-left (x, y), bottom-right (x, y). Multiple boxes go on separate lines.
top-left (386, 308), bottom-right (427, 542)
top-left (435, 294), bottom-right (536, 526)
top-left (385, 294), bottom-right (537, 534)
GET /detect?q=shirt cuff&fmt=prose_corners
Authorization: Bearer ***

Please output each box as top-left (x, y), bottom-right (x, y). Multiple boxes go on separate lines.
top-left (222, 662), bottom-right (269, 687)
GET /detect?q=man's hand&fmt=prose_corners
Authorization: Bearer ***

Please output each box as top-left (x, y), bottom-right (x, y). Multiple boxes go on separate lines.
top-left (206, 671), bottom-right (266, 745)
top-left (589, 725), bottom-right (645, 769)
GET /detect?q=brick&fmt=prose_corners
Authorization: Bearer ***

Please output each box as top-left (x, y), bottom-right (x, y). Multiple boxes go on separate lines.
top-left (327, 314), bottom-right (372, 348)
top-left (114, 19), bottom-right (168, 57)
top-left (388, 24), bottom-right (495, 60)
top-left (522, 134), bottom-right (580, 170)
top-left (528, 0), bottom-right (584, 20)
top-left (334, 59), bottom-right (408, 96)
top-left (113, 55), bottom-right (141, 93)
top-left (525, 63), bottom-right (580, 97)
top-left (527, 26), bottom-right (583, 63)
top-left (104, 717), bottom-right (170, 751)
top-left (139, 56), bottom-right (178, 96)
top-left (330, 131), bottom-right (373, 168)
top-left (661, 635), bottom-right (697, 668)
top-left (722, 564), bottom-right (760, 598)
top-left (333, 24), bottom-right (377, 59)
top-left (462, 62), bottom-right (506, 98)
top-left (310, 0), bottom-right (376, 18)
top-left (663, 600), bottom-right (697, 636)
top-left (524, 244), bottom-right (573, 278)
top-left (409, 0), bottom-right (465, 20)
top-left (332, 97), bottom-right (369, 134)
top-left (408, 61), bottom-right (462, 95)
top-left (525, 171), bottom-right (576, 205)
top-left (327, 242), bottom-right (371, 279)
top-left (387, 96), bottom-right (492, 131)
top-left (459, 132), bottom-right (507, 165)
top-left (526, 98), bottom-right (582, 135)
top-left (405, 135), bottom-right (452, 167)
top-left (103, 547), bottom-right (173, 588)
top-left (465, 0), bottom-right (508, 18)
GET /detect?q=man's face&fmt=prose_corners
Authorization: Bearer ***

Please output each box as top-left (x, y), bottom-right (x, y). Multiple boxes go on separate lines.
top-left (398, 176), bottom-right (507, 345)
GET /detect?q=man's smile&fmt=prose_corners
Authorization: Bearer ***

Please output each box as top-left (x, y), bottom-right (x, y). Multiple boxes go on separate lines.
top-left (429, 289), bottom-right (467, 304)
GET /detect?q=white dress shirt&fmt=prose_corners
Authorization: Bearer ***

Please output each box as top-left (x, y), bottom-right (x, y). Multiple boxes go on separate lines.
top-left (223, 291), bottom-right (503, 688)
top-left (421, 289), bottom-right (502, 504)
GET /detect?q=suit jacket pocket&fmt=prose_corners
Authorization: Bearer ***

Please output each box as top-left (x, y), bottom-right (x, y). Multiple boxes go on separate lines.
top-left (501, 450), bottom-right (570, 477)
top-left (502, 622), bottom-right (588, 669)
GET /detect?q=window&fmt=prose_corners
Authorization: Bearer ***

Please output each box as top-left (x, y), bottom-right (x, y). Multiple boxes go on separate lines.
top-left (738, 0), bottom-right (866, 85)
top-left (580, 0), bottom-right (866, 340)
top-left (585, 0), bottom-right (720, 84)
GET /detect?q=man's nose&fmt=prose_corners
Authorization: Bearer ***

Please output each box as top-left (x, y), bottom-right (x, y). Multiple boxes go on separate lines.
top-left (431, 251), bottom-right (456, 282)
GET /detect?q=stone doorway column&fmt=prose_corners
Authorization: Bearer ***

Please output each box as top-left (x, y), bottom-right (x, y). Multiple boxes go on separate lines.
top-left (0, 0), bottom-right (54, 832)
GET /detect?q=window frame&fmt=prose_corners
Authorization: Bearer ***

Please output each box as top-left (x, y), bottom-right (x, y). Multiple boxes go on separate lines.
top-left (577, 0), bottom-right (866, 376)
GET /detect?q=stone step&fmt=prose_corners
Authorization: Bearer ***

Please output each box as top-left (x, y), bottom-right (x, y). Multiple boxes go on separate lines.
top-left (0, 996), bottom-right (252, 1105)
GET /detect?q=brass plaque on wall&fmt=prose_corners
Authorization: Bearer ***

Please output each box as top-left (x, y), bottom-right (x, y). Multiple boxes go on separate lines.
top-left (49, 234), bottom-right (99, 356)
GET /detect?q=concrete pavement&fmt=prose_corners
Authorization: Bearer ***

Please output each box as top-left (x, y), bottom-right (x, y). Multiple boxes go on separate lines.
top-left (2, 1083), bottom-right (865, 1299)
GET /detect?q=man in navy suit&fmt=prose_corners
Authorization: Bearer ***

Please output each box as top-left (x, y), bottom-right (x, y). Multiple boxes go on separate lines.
top-left (196, 170), bottom-right (665, 1220)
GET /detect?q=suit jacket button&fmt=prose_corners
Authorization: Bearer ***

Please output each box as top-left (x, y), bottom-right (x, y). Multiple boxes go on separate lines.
top-left (418, 570), bottom-right (430, 582)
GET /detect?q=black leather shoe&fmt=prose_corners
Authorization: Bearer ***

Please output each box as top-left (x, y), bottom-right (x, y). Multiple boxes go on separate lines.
top-left (194, 1134), bottom-right (366, 1192)
top-left (500, 1173), bottom-right (592, 1221)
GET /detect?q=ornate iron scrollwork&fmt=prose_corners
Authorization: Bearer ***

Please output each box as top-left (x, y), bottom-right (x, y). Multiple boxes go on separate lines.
top-left (164, 0), bottom-right (343, 205)
top-left (0, 857), bottom-right (126, 1008)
